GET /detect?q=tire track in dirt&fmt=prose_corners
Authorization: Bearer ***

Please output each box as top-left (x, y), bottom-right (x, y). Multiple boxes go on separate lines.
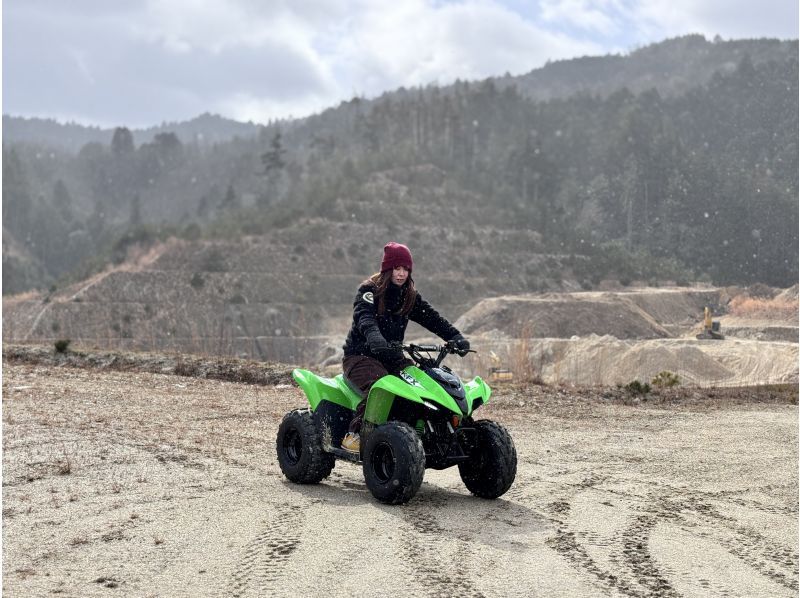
top-left (698, 484), bottom-right (799, 517)
top-left (674, 497), bottom-right (799, 591)
top-left (617, 512), bottom-right (681, 597)
top-left (398, 491), bottom-right (485, 598)
top-left (545, 498), bottom-right (646, 597)
top-left (508, 466), bottom-right (798, 596)
top-left (230, 503), bottom-right (304, 597)
top-left (542, 475), bottom-right (702, 597)
top-left (541, 472), bottom-right (669, 597)
top-left (604, 491), bottom-right (798, 595)
top-left (504, 472), bottom-right (645, 594)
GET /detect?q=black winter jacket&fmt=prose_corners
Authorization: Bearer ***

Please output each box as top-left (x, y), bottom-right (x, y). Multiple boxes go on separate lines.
top-left (343, 281), bottom-right (460, 360)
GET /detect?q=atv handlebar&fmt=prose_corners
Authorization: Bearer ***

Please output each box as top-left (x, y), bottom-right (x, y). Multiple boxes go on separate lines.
top-left (399, 342), bottom-right (475, 368)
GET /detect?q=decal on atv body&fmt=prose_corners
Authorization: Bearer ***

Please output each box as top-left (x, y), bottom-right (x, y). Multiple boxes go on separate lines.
top-left (399, 371), bottom-right (423, 388)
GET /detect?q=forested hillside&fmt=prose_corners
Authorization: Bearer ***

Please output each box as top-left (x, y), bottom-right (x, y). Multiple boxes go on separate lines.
top-left (3, 35), bottom-right (797, 295)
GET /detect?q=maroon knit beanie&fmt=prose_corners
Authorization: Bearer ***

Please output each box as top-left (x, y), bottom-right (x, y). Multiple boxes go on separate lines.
top-left (380, 242), bottom-right (413, 272)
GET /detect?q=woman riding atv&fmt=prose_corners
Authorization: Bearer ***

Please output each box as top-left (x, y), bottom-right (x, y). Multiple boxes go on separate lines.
top-left (340, 242), bottom-right (470, 453)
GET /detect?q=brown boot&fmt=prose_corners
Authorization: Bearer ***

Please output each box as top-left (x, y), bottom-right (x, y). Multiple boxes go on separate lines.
top-left (341, 432), bottom-right (360, 453)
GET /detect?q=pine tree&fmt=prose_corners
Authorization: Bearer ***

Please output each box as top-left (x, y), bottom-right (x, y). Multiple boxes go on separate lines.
top-left (111, 127), bottom-right (135, 157)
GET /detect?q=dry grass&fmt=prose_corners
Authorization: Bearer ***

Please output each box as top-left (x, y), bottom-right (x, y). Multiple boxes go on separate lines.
top-left (728, 295), bottom-right (798, 320)
top-left (508, 321), bottom-right (545, 384)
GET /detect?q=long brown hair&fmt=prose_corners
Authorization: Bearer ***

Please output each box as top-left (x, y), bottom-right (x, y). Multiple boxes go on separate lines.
top-left (363, 271), bottom-right (417, 316)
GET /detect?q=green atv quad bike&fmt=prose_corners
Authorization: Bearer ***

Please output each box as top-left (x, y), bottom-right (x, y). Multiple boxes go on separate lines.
top-left (277, 342), bottom-right (517, 505)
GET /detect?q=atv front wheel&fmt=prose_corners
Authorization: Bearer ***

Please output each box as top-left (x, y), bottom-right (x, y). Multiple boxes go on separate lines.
top-left (363, 422), bottom-right (425, 505)
top-left (276, 409), bottom-right (335, 483)
top-left (459, 420), bottom-right (516, 499)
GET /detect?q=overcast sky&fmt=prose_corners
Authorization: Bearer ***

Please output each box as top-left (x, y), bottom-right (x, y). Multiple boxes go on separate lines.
top-left (3, 0), bottom-right (798, 128)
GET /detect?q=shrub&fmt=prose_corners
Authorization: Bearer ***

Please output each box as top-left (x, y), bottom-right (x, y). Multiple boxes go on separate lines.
top-left (111, 226), bottom-right (158, 264)
top-left (174, 360), bottom-right (199, 377)
top-left (181, 223), bottom-right (202, 241)
top-left (190, 273), bottom-right (205, 289)
top-left (624, 379), bottom-right (651, 395)
top-left (203, 249), bottom-right (227, 272)
top-left (54, 339), bottom-right (71, 353)
top-left (651, 371), bottom-right (680, 388)
top-left (746, 283), bottom-right (776, 299)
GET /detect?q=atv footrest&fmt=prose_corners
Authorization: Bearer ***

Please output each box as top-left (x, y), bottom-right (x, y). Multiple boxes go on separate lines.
top-left (327, 446), bottom-right (361, 463)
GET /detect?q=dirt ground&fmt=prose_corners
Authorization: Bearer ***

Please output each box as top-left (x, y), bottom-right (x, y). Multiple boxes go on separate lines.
top-left (2, 362), bottom-right (798, 597)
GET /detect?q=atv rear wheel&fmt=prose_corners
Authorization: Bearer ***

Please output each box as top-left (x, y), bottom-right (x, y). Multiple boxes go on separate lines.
top-left (363, 422), bottom-right (425, 504)
top-left (459, 420), bottom-right (516, 499)
top-left (276, 409), bottom-right (335, 483)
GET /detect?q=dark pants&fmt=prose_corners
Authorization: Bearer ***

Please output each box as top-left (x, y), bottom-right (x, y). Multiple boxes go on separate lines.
top-left (342, 355), bottom-right (412, 433)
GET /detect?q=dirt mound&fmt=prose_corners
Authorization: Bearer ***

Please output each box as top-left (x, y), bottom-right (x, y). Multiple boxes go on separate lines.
top-left (455, 289), bottom-right (724, 340)
top-left (456, 333), bottom-right (798, 387)
top-left (556, 336), bottom-right (736, 386)
top-left (776, 284), bottom-right (799, 301)
top-left (418, 287), bottom-right (798, 387)
top-left (623, 288), bottom-right (724, 326)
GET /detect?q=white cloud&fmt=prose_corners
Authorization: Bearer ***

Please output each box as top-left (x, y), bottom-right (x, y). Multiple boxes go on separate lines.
top-left (630, 0), bottom-right (799, 40)
top-left (140, 0), bottom-right (604, 122)
top-left (68, 48), bottom-right (97, 86)
top-left (134, 0), bottom-right (288, 53)
top-left (539, 0), bottom-right (629, 35)
top-left (4, 0), bottom-right (798, 126)
top-left (535, 0), bottom-right (797, 49)
top-left (216, 91), bottom-right (333, 124)
top-left (330, 1), bottom-right (602, 92)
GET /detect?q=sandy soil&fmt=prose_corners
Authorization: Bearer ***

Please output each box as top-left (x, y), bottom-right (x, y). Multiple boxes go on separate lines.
top-left (2, 363), bottom-right (798, 597)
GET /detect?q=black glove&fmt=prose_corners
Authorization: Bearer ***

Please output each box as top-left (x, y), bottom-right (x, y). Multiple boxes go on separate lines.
top-left (366, 329), bottom-right (388, 352)
top-left (384, 340), bottom-right (406, 362)
top-left (452, 334), bottom-right (470, 351)
top-left (366, 330), bottom-right (404, 362)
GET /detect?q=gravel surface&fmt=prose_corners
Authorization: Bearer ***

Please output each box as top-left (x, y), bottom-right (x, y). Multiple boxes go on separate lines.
top-left (2, 362), bottom-right (797, 597)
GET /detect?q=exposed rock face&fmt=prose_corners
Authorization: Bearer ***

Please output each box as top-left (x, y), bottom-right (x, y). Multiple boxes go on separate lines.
top-left (1, 224), bottom-right (573, 363)
top-left (4, 233), bottom-right (797, 387)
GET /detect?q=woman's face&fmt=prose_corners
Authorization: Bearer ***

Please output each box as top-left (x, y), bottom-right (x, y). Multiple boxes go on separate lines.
top-left (391, 265), bottom-right (409, 286)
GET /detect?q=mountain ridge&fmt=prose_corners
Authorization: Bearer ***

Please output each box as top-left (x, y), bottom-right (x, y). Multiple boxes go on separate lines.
top-left (4, 35), bottom-right (795, 151)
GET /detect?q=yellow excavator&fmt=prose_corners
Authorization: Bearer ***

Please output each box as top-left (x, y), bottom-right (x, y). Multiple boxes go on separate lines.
top-left (696, 306), bottom-right (725, 340)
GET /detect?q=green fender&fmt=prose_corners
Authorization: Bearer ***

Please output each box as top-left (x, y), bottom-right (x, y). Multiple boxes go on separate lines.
top-left (464, 375), bottom-right (492, 412)
top-left (293, 367), bottom-right (493, 425)
top-left (292, 369), bottom-right (362, 412)
top-left (364, 366), bottom-right (491, 425)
